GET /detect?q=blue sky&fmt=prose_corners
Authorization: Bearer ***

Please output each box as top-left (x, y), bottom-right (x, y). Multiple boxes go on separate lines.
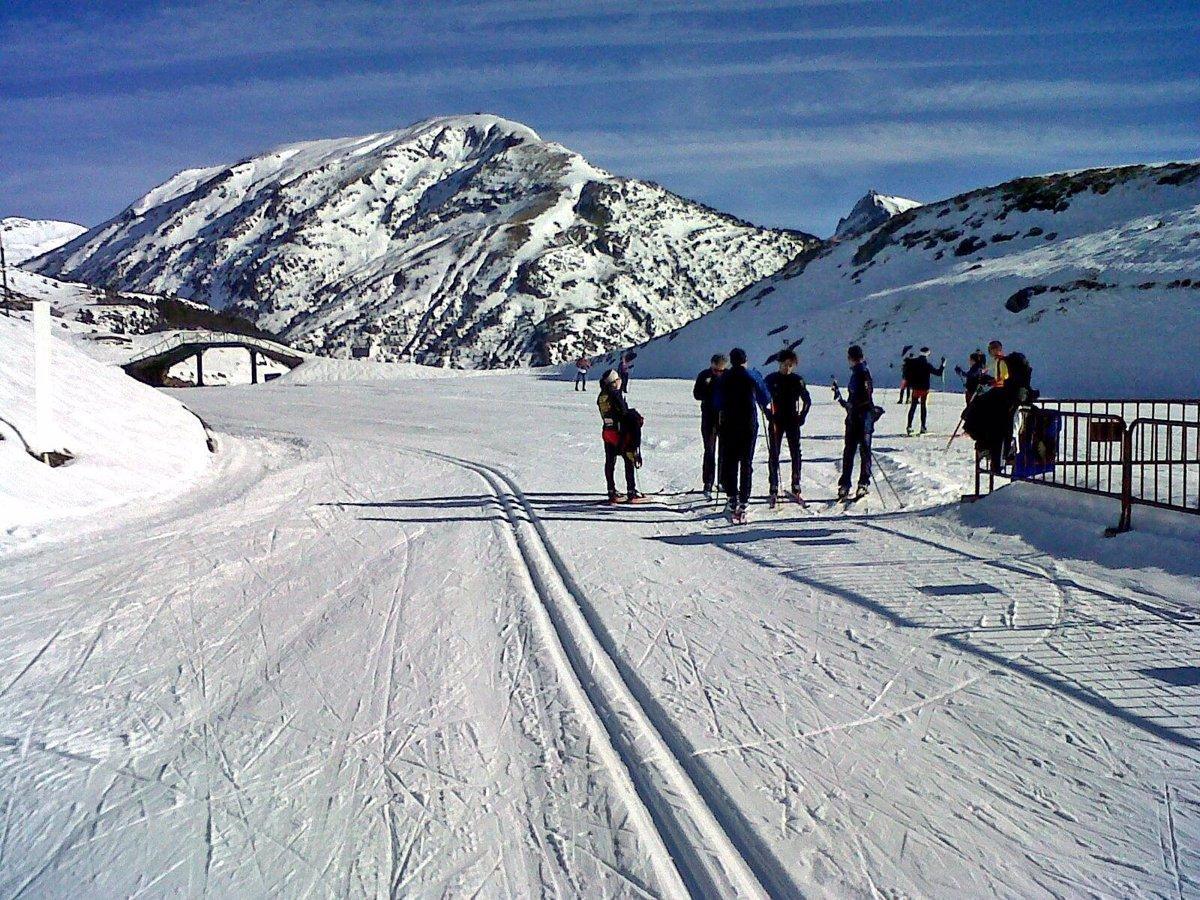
top-left (2, 0), bottom-right (1198, 236)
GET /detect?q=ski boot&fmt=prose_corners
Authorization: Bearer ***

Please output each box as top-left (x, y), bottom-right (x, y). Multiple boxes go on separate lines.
top-left (627, 491), bottom-right (648, 504)
top-left (607, 492), bottom-right (625, 505)
top-left (768, 492), bottom-right (778, 510)
top-left (837, 486), bottom-right (850, 501)
top-left (854, 484), bottom-right (870, 500)
top-left (732, 504), bottom-right (747, 525)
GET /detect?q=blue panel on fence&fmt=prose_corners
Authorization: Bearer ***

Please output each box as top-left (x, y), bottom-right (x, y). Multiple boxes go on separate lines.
top-left (1013, 409), bottom-right (1063, 479)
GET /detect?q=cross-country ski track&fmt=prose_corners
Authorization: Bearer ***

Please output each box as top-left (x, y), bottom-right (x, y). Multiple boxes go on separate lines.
top-left (2, 373), bottom-right (1198, 897)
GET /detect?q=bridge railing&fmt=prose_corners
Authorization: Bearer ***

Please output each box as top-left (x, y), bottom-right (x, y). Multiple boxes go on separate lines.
top-left (124, 330), bottom-right (304, 365)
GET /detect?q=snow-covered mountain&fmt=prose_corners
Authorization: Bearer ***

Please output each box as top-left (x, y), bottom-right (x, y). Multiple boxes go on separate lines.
top-left (833, 191), bottom-right (921, 240)
top-left (30, 115), bottom-right (815, 367)
top-left (627, 163), bottom-right (1200, 398)
top-left (2, 217), bottom-right (86, 264)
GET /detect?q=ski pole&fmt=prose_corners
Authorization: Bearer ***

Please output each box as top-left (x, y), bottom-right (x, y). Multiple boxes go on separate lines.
top-left (869, 447), bottom-right (906, 508)
top-left (946, 417), bottom-right (963, 450)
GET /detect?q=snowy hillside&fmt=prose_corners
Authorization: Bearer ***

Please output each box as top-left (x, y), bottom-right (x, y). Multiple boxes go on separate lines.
top-left (31, 115), bottom-right (815, 367)
top-left (5, 265), bottom-right (273, 355)
top-left (833, 190), bottom-right (921, 240)
top-left (0, 316), bottom-right (210, 533)
top-left (2, 217), bottom-right (86, 264)
top-left (631, 162), bottom-right (1200, 398)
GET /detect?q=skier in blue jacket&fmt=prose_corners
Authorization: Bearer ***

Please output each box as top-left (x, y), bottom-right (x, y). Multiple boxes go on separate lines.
top-left (714, 347), bottom-right (772, 522)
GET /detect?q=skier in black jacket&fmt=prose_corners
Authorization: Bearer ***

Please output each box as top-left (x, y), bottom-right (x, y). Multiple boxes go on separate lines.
top-left (764, 349), bottom-right (812, 505)
top-left (692, 353), bottom-right (728, 498)
top-left (904, 347), bottom-right (946, 435)
top-left (714, 347), bottom-right (772, 523)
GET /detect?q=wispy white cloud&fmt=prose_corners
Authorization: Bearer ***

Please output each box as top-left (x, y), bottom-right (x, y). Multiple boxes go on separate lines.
top-left (560, 120), bottom-right (1200, 174)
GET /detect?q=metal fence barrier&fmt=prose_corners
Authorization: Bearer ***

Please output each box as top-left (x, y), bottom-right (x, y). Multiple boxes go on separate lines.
top-left (973, 399), bottom-right (1199, 534)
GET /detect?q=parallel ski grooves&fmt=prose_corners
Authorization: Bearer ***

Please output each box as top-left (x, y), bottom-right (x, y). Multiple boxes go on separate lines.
top-left (423, 450), bottom-right (771, 900)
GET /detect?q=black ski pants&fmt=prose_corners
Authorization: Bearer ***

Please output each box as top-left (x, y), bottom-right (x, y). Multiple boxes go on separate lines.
top-left (700, 411), bottom-right (719, 491)
top-left (720, 425), bottom-right (757, 507)
top-left (768, 421), bottom-right (802, 495)
top-left (906, 391), bottom-right (929, 431)
top-left (605, 441), bottom-right (636, 497)
top-left (839, 418), bottom-right (872, 490)
top-left (575, 371), bottom-right (587, 390)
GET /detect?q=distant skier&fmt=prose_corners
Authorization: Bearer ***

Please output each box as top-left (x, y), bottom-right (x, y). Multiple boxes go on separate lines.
top-left (618, 351), bottom-right (636, 394)
top-left (954, 351), bottom-right (993, 406)
top-left (714, 347), bottom-right (772, 523)
top-left (764, 349), bottom-right (812, 506)
top-left (833, 344), bottom-right (876, 500)
top-left (597, 369), bottom-right (644, 503)
top-left (692, 353), bottom-right (728, 499)
top-left (897, 346), bottom-right (914, 404)
top-left (574, 354), bottom-right (591, 391)
top-left (904, 347), bottom-right (946, 435)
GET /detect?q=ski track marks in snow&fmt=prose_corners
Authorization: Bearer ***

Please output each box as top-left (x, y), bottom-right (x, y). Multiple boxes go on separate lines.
top-left (3, 374), bottom-right (1199, 897)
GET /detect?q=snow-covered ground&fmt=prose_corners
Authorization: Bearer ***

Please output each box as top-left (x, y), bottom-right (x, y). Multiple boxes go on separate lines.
top-left (1, 370), bottom-right (1198, 896)
top-left (0, 316), bottom-right (211, 535)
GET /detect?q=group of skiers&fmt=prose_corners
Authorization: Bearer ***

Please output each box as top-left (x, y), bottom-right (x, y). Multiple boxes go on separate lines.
top-left (582, 337), bottom-right (1034, 520)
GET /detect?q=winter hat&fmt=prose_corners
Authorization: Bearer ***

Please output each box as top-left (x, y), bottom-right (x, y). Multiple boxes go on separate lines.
top-left (729, 347), bottom-right (748, 366)
top-left (920, 347), bottom-right (931, 356)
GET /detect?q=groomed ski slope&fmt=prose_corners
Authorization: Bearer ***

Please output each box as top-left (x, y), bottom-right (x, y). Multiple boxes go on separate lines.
top-left (1, 371), bottom-right (1198, 897)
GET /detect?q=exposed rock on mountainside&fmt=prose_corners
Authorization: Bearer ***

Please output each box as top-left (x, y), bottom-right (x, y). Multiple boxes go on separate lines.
top-left (31, 115), bottom-right (815, 367)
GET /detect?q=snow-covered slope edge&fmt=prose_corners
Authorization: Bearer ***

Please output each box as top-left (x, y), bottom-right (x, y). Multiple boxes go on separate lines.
top-left (629, 162), bottom-right (1200, 398)
top-left (31, 114), bottom-right (816, 368)
top-left (2, 217), bottom-right (86, 264)
top-left (0, 316), bottom-right (211, 534)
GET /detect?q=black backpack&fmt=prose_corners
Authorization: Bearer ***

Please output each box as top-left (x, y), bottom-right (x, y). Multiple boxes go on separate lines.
top-left (622, 408), bottom-right (645, 468)
top-left (1005, 352), bottom-right (1032, 392)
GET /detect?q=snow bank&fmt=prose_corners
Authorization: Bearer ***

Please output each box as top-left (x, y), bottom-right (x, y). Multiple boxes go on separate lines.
top-left (279, 356), bottom-right (470, 384)
top-left (956, 481), bottom-right (1200, 585)
top-left (0, 316), bottom-right (210, 534)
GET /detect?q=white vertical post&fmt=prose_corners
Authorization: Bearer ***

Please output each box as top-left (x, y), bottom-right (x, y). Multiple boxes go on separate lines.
top-left (32, 299), bottom-right (55, 452)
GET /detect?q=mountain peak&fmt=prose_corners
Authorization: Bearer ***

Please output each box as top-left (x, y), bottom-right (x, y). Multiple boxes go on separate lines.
top-left (31, 122), bottom-right (814, 367)
top-left (834, 191), bottom-right (921, 240)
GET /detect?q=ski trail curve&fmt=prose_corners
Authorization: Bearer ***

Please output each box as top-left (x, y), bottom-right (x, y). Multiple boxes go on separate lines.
top-left (419, 449), bottom-right (771, 900)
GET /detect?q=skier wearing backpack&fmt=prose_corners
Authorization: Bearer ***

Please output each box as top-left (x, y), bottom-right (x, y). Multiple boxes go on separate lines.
top-left (964, 349), bottom-right (1036, 472)
top-left (714, 347), bottom-right (772, 523)
top-left (987, 340), bottom-right (1009, 389)
top-left (764, 349), bottom-right (812, 506)
top-left (693, 353), bottom-right (728, 499)
top-left (834, 345), bottom-right (876, 500)
top-left (597, 369), bottom-right (645, 503)
top-left (904, 347), bottom-right (946, 435)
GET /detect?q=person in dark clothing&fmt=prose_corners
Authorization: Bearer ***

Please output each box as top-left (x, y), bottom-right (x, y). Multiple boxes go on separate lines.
top-left (954, 351), bottom-right (992, 406)
top-left (692, 353), bottom-right (728, 498)
top-left (574, 355), bottom-right (591, 391)
top-left (897, 347), bottom-right (914, 404)
top-left (904, 347), bottom-right (946, 434)
top-left (714, 347), bottom-right (772, 522)
top-left (597, 369), bottom-right (642, 503)
top-left (834, 345), bottom-right (876, 499)
top-left (764, 350), bottom-right (812, 503)
top-left (618, 352), bottom-right (635, 394)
